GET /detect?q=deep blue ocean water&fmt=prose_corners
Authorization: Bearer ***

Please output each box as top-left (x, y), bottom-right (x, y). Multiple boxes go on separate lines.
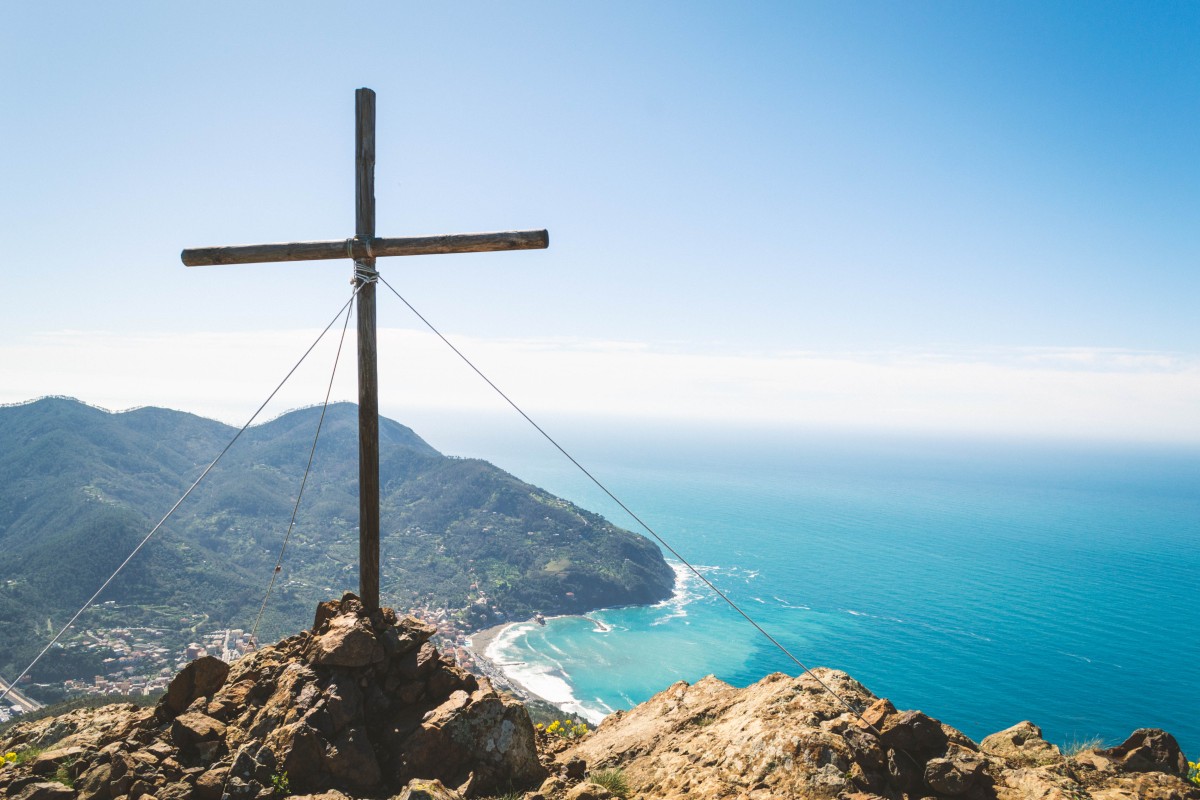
top-left (436, 420), bottom-right (1199, 757)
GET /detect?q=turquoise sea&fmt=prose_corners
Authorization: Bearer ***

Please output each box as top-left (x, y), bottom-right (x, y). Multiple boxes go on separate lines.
top-left (434, 420), bottom-right (1200, 757)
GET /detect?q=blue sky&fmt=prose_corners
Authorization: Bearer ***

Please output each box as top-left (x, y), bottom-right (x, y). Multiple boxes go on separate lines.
top-left (2, 2), bottom-right (1197, 442)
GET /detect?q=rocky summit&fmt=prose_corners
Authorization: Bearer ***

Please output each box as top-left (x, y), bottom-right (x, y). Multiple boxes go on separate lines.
top-left (2, 602), bottom-right (1197, 800)
top-left (560, 670), bottom-right (1199, 800)
top-left (0, 594), bottom-right (546, 800)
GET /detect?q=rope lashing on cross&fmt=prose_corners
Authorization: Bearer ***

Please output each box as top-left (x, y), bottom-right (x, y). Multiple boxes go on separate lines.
top-left (374, 272), bottom-right (885, 736)
top-left (249, 291), bottom-right (356, 647)
top-left (0, 287), bottom-right (365, 707)
top-left (347, 236), bottom-right (378, 285)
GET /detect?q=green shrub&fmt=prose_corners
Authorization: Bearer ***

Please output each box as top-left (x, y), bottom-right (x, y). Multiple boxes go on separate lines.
top-left (1187, 758), bottom-right (1199, 787)
top-left (271, 770), bottom-right (290, 797)
top-left (589, 767), bottom-right (629, 799)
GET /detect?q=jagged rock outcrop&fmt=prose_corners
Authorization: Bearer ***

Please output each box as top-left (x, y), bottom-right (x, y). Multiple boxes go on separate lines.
top-left (560, 669), bottom-right (1199, 800)
top-left (0, 594), bottom-right (545, 799)
top-left (3, 620), bottom-right (1196, 800)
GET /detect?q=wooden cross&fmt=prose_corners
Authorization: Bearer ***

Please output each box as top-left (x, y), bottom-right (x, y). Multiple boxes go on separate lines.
top-left (180, 88), bottom-right (548, 611)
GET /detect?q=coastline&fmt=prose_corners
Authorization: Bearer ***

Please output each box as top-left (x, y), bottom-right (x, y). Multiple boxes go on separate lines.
top-left (465, 565), bottom-right (688, 723)
top-left (465, 621), bottom-right (540, 705)
top-left (465, 615), bottom-right (613, 723)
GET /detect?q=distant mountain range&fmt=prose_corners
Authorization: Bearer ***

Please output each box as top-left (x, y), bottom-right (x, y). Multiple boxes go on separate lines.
top-left (0, 397), bottom-right (674, 690)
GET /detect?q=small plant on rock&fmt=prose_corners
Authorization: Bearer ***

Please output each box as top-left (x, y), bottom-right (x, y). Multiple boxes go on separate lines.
top-left (9, 746), bottom-right (44, 766)
top-left (53, 756), bottom-right (78, 788)
top-left (271, 770), bottom-right (291, 797)
top-left (1063, 736), bottom-right (1105, 757)
top-left (540, 718), bottom-right (589, 739)
top-left (1187, 759), bottom-right (1199, 787)
top-left (589, 767), bottom-right (630, 799)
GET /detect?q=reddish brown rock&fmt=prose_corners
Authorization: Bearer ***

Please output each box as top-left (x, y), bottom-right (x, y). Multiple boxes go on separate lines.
top-left (923, 744), bottom-right (988, 795)
top-left (307, 612), bottom-right (384, 667)
top-left (860, 697), bottom-right (896, 730)
top-left (561, 669), bottom-right (1200, 800)
top-left (0, 595), bottom-right (546, 800)
top-left (29, 745), bottom-right (87, 775)
top-left (5, 593), bottom-right (1196, 800)
top-left (878, 709), bottom-right (949, 755)
top-left (395, 778), bottom-right (464, 800)
top-left (12, 782), bottom-right (77, 800)
top-left (565, 782), bottom-right (614, 800)
top-left (981, 720), bottom-right (1063, 767)
top-left (156, 655), bottom-right (230, 721)
top-left (171, 711), bottom-right (227, 750)
top-left (1100, 728), bottom-right (1190, 777)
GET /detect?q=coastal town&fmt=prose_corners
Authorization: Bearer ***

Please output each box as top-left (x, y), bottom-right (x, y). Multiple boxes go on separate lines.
top-left (1, 600), bottom-right (491, 724)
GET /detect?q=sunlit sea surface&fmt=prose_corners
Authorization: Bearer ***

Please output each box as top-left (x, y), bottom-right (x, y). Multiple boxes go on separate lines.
top-left (435, 421), bottom-right (1199, 756)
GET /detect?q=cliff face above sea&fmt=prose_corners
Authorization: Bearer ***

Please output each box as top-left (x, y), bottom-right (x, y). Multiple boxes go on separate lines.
top-left (2, 596), bottom-right (1196, 800)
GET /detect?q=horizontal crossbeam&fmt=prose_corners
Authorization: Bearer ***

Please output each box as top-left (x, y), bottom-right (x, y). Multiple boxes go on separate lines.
top-left (181, 229), bottom-right (549, 267)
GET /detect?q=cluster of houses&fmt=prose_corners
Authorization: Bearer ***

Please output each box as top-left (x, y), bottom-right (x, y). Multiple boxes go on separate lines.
top-left (54, 626), bottom-right (256, 703)
top-left (21, 601), bottom-right (497, 712)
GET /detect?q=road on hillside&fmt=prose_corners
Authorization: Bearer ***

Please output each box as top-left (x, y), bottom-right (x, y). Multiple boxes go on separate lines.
top-left (0, 674), bottom-right (43, 713)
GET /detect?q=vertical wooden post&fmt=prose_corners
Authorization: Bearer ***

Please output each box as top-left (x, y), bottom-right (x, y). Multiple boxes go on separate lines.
top-left (355, 87), bottom-right (381, 611)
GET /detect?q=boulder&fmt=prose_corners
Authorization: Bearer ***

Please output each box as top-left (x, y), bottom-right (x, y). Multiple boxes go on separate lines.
top-left (157, 655), bottom-right (230, 720)
top-left (878, 709), bottom-right (949, 755)
top-left (564, 782), bottom-right (613, 800)
top-left (1099, 728), bottom-right (1190, 777)
top-left (308, 612), bottom-right (384, 667)
top-left (923, 746), bottom-right (987, 795)
top-left (29, 745), bottom-right (87, 775)
top-left (396, 778), bottom-right (465, 800)
top-left (170, 711), bottom-right (227, 751)
top-left (860, 697), bottom-right (896, 730)
top-left (981, 721), bottom-right (1063, 766)
top-left (12, 782), bottom-right (77, 800)
top-left (562, 755), bottom-right (587, 780)
top-left (194, 766), bottom-right (230, 800)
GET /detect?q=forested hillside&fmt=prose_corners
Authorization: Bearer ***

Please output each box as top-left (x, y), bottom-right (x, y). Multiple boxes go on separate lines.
top-left (0, 397), bottom-right (674, 692)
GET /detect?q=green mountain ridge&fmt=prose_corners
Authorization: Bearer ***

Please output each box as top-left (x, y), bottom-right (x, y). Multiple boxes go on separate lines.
top-left (0, 397), bottom-right (675, 695)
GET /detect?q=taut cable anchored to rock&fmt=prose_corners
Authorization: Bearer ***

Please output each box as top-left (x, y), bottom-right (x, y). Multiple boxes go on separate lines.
top-left (0, 291), bottom-right (362, 709)
top-left (378, 273), bottom-right (887, 735)
top-left (178, 87), bottom-right (880, 733)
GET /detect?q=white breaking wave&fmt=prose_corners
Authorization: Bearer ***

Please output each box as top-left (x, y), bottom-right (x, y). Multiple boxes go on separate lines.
top-left (650, 561), bottom-right (714, 626)
top-left (484, 622), bottom-right (609, 724)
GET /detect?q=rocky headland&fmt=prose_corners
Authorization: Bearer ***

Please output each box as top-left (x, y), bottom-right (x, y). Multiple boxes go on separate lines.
top-left (2, 595), bottom-right (1195, 800)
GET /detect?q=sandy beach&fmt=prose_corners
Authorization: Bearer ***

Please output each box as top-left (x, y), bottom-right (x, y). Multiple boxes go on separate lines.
top-left (465, 622), bottom-right (512, 659)
top-left (465, 621), bottom-right (544, 705)
top-left (465, 615), bottom-right (611, 723)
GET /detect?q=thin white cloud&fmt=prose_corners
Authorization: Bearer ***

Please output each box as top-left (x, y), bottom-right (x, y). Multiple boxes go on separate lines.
top-left (2, 329), bottom-right (1198, 444)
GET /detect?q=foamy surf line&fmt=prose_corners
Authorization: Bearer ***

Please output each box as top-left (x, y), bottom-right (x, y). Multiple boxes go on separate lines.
top-left (477, 621), bottom-right (611, 724)
top-left (469, 565), bottom-right (698, 723)
top-left (649, 560), bottom-right (711, 625)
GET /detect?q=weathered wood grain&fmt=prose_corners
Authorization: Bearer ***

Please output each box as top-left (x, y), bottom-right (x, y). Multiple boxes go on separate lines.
top-left (355, 88), bottom-right (381, 612)
top-left (180, 229), bottom-right (549, 266)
